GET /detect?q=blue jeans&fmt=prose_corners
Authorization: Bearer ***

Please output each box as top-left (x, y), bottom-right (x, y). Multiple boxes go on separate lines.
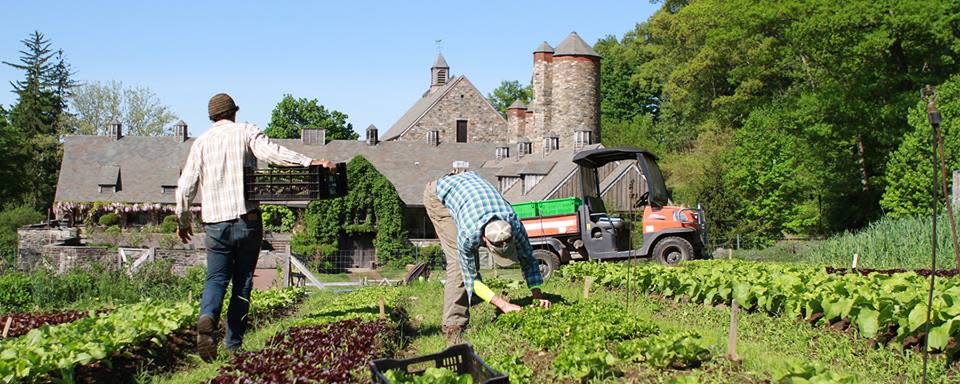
top-left (200, 214), bottom-right (262, 349)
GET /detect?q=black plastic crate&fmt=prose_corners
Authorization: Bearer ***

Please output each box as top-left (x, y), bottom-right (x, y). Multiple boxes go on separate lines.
top-left (243, 163), bottom-right (347, 201)
top-left (369, 344), bottom-right (508, 384)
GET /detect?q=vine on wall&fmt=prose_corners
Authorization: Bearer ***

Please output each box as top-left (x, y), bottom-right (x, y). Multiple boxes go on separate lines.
top-left (290, 156), bottom-right (411, 265)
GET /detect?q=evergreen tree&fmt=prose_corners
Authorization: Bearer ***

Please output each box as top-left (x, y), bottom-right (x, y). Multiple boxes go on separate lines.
top-left (3, 31), bottom-right (74, 210)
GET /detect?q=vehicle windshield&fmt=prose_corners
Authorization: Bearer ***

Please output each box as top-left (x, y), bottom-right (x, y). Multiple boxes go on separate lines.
top-left (582, 166), bottom-right (600, 199)
top-left (642, 154), bottom-right (669, 207)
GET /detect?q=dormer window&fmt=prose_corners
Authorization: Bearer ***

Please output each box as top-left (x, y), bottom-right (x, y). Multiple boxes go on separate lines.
top-left (517, 141), bottom-right (532, 156)
top-left (161, 185), bottom-right (178, 194)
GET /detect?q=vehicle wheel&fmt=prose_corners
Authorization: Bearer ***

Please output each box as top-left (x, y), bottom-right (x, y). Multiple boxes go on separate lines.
top-left (532, 249), bottom-right (561, 279)
top-left (653, 237), bottom-right (694, 266)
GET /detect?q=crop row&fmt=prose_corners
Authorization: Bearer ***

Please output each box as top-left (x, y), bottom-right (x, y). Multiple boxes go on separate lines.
top-left (0, 300), bottom-right (194, 383)
top-left (824, 266), bottom-right (960, 278)
top-left (213, 287), bottom-right (405, 383)
top-left (559, 260), bottom-right (960, 352)
top-left (0, 286), bottom-right (305, 383)
top-left (0, 309), bottom-right (110, 338)
top-left (213, 318), bottom-right (398, 383)
top-left (495, 301), bottom-right (710, 381)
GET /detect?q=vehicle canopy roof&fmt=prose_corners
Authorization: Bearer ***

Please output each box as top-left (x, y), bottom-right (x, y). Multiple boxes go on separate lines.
top-left (572, 147), bottom-right (657, 168)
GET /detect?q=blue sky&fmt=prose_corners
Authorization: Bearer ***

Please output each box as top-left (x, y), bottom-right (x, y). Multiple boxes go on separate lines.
top-left (0, 1), bottom-right (658, 137)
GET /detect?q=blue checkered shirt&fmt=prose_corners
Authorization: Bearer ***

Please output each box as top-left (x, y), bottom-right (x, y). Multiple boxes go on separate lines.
top-left (435, 171), bottom-right (543, 298)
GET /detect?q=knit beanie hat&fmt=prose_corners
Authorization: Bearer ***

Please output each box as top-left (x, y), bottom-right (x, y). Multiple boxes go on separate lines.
top-left (208, 93), bottom-right (239, 119)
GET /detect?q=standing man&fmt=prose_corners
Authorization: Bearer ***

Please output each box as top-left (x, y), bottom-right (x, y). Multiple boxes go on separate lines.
top-left (424, 165), bottom-right (551, 345)
top-left (175, 93), bottom-right (335, 360)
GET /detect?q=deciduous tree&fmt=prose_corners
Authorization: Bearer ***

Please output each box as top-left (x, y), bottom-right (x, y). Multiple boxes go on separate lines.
top-left (63, 80), bottom-right (178, 136)
top-left (264, 95), bottom-right (358, 141)
top-left (486, 80), bottom-right (531, 117)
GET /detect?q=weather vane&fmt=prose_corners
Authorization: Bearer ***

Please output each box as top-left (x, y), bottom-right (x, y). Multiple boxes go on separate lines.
top-left (435, 39), bottom-right (442, 53)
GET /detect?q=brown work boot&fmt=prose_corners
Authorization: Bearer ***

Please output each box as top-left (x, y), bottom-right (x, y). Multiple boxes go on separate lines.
top-left (442, 324), bottom-right (464, 346)
top-left (197, 314), bottom-right (217, 362)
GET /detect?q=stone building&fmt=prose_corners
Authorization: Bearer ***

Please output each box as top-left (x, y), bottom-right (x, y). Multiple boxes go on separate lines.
top-left (46, 32), bottom-right (652, 262)
top-left (508, 32), bottom-right (601, 153)
top-left (382, 53), bottom-right (508, 143)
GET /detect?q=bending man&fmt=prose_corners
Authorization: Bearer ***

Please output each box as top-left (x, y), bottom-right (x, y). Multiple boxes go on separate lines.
top-left (424, 166), bottom-right (551, 345)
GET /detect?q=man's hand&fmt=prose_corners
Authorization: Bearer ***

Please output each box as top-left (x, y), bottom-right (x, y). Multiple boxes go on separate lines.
top-left (177, 226), bottom-right (193, 244)
top-left (490, 296), bottom-right (523, 313)
top-left (311, 159), bottom-right (337, 170)
top-left (531, 288), bottom-right (552, 309)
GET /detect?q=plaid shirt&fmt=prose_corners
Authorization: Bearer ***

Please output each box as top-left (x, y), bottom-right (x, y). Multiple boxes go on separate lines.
top-left (175, 120), bottom-right (313, 226)
top-left (435, 171), bottom-right (543, 297)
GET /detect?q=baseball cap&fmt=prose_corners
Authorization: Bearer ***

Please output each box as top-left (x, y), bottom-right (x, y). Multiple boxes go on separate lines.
top-left (483, 219), bottom-right (518, 267)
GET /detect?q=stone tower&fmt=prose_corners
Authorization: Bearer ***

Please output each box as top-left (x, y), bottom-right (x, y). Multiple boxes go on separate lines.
top-left (506, 99), bottom-right (528, 141)
top-left (430, 53), bottom-right (449, 94)
top-left (529, 41), bottom-right (554, 152)
top-left (551, 32), bottom-right (601, 148)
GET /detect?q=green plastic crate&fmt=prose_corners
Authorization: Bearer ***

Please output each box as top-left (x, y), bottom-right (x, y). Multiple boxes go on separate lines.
top-left (512, 202), bottom-right (539, 219)
top-left (536, 197), bottom-right (582, 217)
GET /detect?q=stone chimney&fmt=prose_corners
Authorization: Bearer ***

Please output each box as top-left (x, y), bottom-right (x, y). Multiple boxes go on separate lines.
top-left (301, 128), bottom-right (325, 145)
top-left (427, 129), bottom-right (440, 146)
top-left (174, 120), bottom-right (188, 142)
top-left (107, 117), bottom-right (122, 140)
top-left (366, 124), bottom-right (379, 145)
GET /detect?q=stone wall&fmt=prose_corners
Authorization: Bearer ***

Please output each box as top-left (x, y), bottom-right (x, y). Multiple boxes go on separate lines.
top-left (397, 78), bottom-right (508, 144)
top-left (550, 56), bottom-right (600, 149)
top-left (40, 245), bottom-right (113, 273)
top-left (16, 227), bottom-right (79, 270)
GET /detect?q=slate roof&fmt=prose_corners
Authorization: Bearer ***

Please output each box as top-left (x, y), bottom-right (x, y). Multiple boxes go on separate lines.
top-left (433, 53), bottom-right (449, 68)
top-left (508, 99), bottom-right (527, 110)
top-left (485, 144), bottom-right (602, 202)
top-left (381, 76), bottom-right (464, 141)
top-left (55, 134), bottom-right (502, 207)
top-left (519, 161), bottom-right (555, 175)
top-left (554, 32), bottom-right (600, 58)
top-left (534, 41), bottom-right (555, 53)
top-left (56, 136), bottom-right (197, 204)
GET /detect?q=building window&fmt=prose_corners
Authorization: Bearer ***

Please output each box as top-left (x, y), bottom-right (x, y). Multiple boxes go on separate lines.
top-left (98, 185), bottom-right (116, 194)
top-left (496, 146), bottom-right (510, 160)
top-left (523, 174), bottom-right (544, 194)
top-left (499, 176), bottom-right (520, 192)
top-left (437, 69), bottom-right (447, 84)
top-left (575, 130), bottom-right (592, 149)
top-left (518, 141), bottom-right (532, 156)
top-left (161, 185), bottom-right (177, 194)
top-left (456, 120), bottom-right (468, 143)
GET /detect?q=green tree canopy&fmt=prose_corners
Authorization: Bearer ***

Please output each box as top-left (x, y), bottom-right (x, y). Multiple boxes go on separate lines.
top-left (486, 80), bottom-right (531, 117)
top-left (264, 94), bottom-right (358, 141)
top-left (3, 31), bottom-right (74, 210)
top-left (63, 80), bottom-right (178, 136)
top-left (881, 75), bottom-right (960, 218)
top-left (599, 0), bottom-right (960, 241)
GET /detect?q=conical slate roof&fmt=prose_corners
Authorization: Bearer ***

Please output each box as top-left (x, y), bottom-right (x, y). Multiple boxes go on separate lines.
top-left (432, 53), bottom-right (449, 68)
top-left (367, 124), bottom-right (378, 131)
top-left (534, 41), bottom-right (554, 53)
top-left (554, 32), bottom-right (599, 57)
top-left (508, 99), bottom-right (527, 109)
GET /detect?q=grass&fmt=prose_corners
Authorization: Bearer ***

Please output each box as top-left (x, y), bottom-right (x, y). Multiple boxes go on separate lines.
top-left (735, 212), bottom-right (960, 270)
